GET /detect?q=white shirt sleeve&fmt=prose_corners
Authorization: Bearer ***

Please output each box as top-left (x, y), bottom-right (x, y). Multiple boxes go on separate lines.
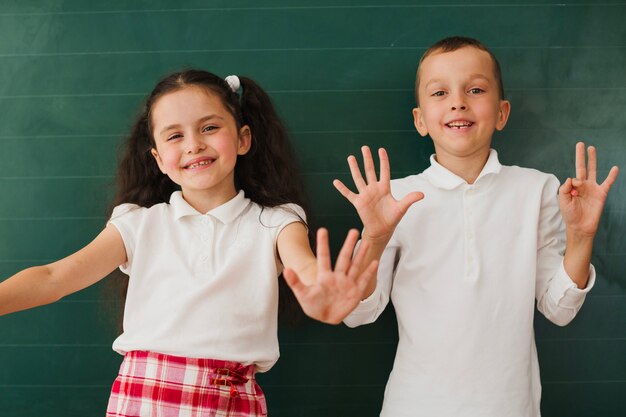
top-left (343, 239), bottom-right (398, 328)
top-left (264, 203), bottom-right (306, 241)
top-left (275, 203), bottom-right (307, 231)
top-left (107, 203), bottom-right (142, 274)
top-left (535, 175), bottom-right (595, 326)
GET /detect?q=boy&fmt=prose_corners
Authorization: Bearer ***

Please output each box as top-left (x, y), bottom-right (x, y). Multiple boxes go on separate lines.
top-left (331, 37), bottom-right (619, 416)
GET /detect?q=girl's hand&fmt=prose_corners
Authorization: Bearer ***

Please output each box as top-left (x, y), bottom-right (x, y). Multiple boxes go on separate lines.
top-left (333, 146), bottom-right (424, 244)
top-left (283, 228), bottom-right (378, 324)
top-left (559, 142), bottom-right (619, 239)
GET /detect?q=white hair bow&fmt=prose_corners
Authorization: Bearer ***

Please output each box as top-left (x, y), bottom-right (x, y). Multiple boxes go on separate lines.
top-left (225, 75), bottom-right (240, 93)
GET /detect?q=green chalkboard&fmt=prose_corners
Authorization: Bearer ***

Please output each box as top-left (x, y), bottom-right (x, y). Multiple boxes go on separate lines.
top-left (0, 1), bottom-right (624, 416)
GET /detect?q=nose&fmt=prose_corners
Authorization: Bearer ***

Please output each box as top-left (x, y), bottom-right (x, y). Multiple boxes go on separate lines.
top-left (185, 133), bottom-right (206, 154)
top-left (450, 92), bottom-right (467, 111)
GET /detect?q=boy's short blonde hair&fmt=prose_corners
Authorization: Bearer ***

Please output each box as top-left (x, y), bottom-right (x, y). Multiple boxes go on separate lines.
top-left (415, 36), bottom-right (505, 106)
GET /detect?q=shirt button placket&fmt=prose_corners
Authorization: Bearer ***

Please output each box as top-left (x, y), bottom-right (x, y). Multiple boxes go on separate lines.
top-left (200, 216), bottom-right (213, 274)
top-left (464, 186), bottom-right (478, 280)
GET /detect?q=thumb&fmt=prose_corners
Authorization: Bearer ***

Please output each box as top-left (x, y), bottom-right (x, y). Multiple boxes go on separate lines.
top-left (333, 179), bottom-right (356, 204)
top-left (283, 268), bottom-right (308, 297)
top-left (398, 191), bottom-right (425, 214)
top-left (559, 178), bottom-right (574, 201)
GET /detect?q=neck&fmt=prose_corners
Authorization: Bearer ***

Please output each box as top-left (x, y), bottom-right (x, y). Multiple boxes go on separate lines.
top-left (434, 149), bottom-right (490, 184)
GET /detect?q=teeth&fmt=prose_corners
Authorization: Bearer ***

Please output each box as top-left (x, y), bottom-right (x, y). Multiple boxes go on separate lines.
top-left (447, 121), bottom-right (472, 128)
top-left (187, 160), bottom-right (211, 169)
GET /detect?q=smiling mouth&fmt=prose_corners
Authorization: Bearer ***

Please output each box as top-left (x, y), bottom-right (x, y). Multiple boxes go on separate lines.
top-left (446, 121), bottom-right (473, 129)
top-left (184, 159), bottom-right (214, 169)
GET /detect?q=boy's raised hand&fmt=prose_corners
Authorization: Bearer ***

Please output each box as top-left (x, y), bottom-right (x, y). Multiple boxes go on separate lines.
top-left (559, 142), bottom-right (619, 238)
top-left (333, 146), bottom-right (424, 244)
top-left (283, 228), bottom-right (378, 324)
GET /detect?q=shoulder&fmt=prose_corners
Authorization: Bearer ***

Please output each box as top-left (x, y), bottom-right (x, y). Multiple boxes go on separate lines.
top-left (500, 165), bottom-right (559, 188)
top-left (499, 165), bottom-right (562, 205)
top-left (109, 201), bottom-right (171, 225)
top-left (109, 203), bottom-right (143, 221)
top-left (243, 203), bottom-right (307, 243)
top-left (257, 202), bottom-right (306, 225)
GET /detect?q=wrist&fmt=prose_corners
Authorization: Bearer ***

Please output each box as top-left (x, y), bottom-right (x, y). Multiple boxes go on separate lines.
top-left (564, 230), bottom-right (594, 270)
top-left (565, 227), bottom-right (596, 244)
top-left (361, 228), bottom-right (393, 248)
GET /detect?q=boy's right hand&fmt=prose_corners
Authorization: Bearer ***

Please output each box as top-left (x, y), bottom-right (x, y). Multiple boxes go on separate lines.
top-left (333, 146), bottom-right (424, 245)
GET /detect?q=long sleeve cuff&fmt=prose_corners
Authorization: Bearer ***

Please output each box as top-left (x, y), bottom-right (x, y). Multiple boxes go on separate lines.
top-left (343, 283), bottom-right (384, 328)
top-left (549, 261), bottom-right (596, 309)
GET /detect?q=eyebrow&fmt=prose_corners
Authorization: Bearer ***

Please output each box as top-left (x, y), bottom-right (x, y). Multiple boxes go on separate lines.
top-left (424, 79), bottom-right (443, 89)
top-left (467, 73), bottom-right (491, 83)
top-left (158, 114), bottom-right (225, 136)
top-left (424, 73), bottom-right (491, 89)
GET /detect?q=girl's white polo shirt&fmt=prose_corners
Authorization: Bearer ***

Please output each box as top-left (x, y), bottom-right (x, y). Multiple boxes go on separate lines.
top-left (108, 190), bottom-right (305, 372)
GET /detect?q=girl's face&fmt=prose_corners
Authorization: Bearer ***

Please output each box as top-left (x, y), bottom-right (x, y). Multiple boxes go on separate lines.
top-left (150, 86), bottom-right (251, 211)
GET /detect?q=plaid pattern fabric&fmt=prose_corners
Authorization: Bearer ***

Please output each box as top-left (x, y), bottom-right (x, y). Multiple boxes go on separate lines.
top-left (106, 351), bottom-right (267, 417)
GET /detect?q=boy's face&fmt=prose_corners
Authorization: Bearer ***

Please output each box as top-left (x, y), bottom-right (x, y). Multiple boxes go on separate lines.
top-left (413, 46), bottom-right (510, 165)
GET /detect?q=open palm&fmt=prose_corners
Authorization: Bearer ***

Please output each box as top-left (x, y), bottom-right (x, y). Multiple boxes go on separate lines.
top-left (333, 146), bottom-right (424, 243)
top-left (283, 228), bottom-right (378, 324)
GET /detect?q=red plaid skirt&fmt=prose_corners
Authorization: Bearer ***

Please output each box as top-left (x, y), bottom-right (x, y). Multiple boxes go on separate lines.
top-left (106, 351), bottom-right (267, 417)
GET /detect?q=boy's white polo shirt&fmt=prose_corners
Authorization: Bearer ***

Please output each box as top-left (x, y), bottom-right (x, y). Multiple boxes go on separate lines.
top-left (345, 150), bottom-right (595, 417)
top-left (108, 190), bottom-right (304, 372)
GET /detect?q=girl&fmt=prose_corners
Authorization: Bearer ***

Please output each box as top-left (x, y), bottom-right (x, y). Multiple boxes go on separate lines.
top-left (0, 70), bottom-right (377, 416)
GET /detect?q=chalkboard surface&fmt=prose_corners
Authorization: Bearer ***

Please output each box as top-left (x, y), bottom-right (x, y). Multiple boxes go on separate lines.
top-left (0, 1), bottom-right (624, 416)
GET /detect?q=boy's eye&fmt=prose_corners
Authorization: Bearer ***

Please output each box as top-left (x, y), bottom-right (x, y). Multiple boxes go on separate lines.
top-left (431, 91), bottom-right (446, 97)
top-left (468, 88), bottom-right (484, 94)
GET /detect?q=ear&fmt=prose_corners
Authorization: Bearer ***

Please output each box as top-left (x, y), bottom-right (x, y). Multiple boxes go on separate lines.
top-left (150, 148), bottom-right (167, 174)
top-left (412, 107), bottom-right (429, 137)
top-left (238, 125), bottom-right (252, 155)
top-left (495, 99), bottom-right (511, 131)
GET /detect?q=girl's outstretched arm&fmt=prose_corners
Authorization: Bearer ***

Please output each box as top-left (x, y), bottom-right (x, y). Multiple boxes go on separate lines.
top-left (0, 225), bottom-right (126, 316)
top-left (333, 146), bottom-right (424, 297)
top-left (559, 142), bottom-right (619, 288)
top-left (278, 223), bottom-right (378, 324)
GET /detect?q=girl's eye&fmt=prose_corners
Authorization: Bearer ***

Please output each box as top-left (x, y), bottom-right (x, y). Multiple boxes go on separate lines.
top-left (468, 88), bottom-right (484, 94)
top-left (167, 133), bottom-right (183, 141)
top-left (202, 125), bottom-right (218, 133)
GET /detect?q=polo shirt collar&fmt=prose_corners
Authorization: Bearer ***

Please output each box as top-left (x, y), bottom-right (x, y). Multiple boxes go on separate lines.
top-left (170, 190), bottom-right (250, 223)
top-left (424, 149), bottom-right (502, 190)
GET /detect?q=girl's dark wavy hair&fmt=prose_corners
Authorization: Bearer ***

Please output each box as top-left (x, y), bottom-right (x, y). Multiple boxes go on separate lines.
top-left (105, 69), bottom-right (309, 329)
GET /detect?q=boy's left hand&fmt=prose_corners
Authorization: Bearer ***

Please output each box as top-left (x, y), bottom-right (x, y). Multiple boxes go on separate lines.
top-left (559, 142), bottom-right (619, 238)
